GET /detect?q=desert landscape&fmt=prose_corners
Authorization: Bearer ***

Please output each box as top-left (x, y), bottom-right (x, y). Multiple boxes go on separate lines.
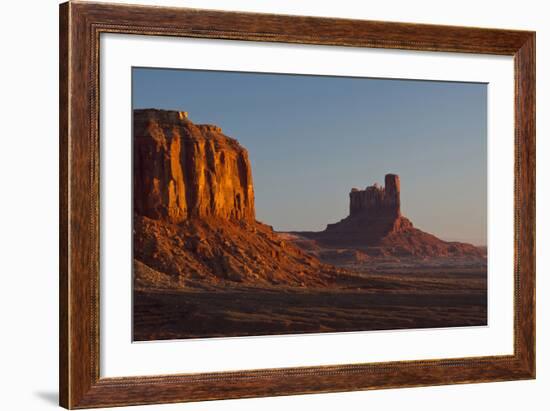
top-left (132, 109), bottom-right (487, 341)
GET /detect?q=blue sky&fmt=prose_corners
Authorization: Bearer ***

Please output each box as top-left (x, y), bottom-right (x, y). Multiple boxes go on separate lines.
top-left (133, 68), bottom-right (487, 245)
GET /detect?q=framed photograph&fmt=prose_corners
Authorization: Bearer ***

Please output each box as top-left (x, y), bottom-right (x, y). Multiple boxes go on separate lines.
top-left (59, 1), bottom-right (535, 408)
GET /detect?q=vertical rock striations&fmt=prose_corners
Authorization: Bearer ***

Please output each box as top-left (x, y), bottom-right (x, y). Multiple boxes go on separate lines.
top-left (133, 109), bottom-right (255, 223)
top-left (349, 174), bottom-right (401, 218)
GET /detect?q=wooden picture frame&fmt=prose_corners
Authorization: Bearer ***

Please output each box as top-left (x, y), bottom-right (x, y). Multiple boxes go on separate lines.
top-left (59, 1), bottom-right (535, 408)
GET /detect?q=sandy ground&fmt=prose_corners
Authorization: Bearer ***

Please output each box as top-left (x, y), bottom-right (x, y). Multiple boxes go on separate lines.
top-left (133, 265), bottom-right (486, 341)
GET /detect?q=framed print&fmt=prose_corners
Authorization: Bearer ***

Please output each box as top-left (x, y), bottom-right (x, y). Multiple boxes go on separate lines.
top-left (59, 1), bottom-right (535, 408)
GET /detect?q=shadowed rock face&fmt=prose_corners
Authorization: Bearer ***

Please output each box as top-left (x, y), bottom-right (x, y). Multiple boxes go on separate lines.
top-left (296, 174), bottom-right (485, 258)
top-left (350, 174), bottom-right (401, 218)
top-left (134, 109), bottom-right (255, 223)
top-left (322, 174), bottom-right (413, 246)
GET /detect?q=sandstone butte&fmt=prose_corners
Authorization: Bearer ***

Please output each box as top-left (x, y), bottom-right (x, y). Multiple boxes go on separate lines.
top-left (297, 174), bottom-right (486, 258)
top-left (133, 109), bottom-right (356, 289)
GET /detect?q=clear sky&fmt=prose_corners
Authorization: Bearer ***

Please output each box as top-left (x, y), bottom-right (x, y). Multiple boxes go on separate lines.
top-left (133, 68), bottom-right (487, 245)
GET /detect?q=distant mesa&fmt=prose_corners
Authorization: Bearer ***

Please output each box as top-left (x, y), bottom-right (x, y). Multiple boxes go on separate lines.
top-left (296, 174), bottom-right (484, 258)
top-left (324, 174), bottom-right (414, 245)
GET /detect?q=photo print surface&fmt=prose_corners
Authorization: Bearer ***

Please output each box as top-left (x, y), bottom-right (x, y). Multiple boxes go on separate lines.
top-left (132, 68), bottom-right (487, 341)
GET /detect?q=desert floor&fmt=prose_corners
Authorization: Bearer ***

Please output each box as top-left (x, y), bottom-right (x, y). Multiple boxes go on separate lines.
top-left (133, 265), bottom-right (486, 341)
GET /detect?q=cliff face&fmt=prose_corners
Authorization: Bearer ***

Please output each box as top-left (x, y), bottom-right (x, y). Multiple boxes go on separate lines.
top-left (350, 174), bottom-right (401, 218)
top-left (134, 109), bottom-right (255, 223)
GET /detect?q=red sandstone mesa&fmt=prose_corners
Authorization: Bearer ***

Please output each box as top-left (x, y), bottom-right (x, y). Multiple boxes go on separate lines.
top-left (133, 109), bottom-right (352, 289)
top-left (298, 175), bottom-right (485, 258)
